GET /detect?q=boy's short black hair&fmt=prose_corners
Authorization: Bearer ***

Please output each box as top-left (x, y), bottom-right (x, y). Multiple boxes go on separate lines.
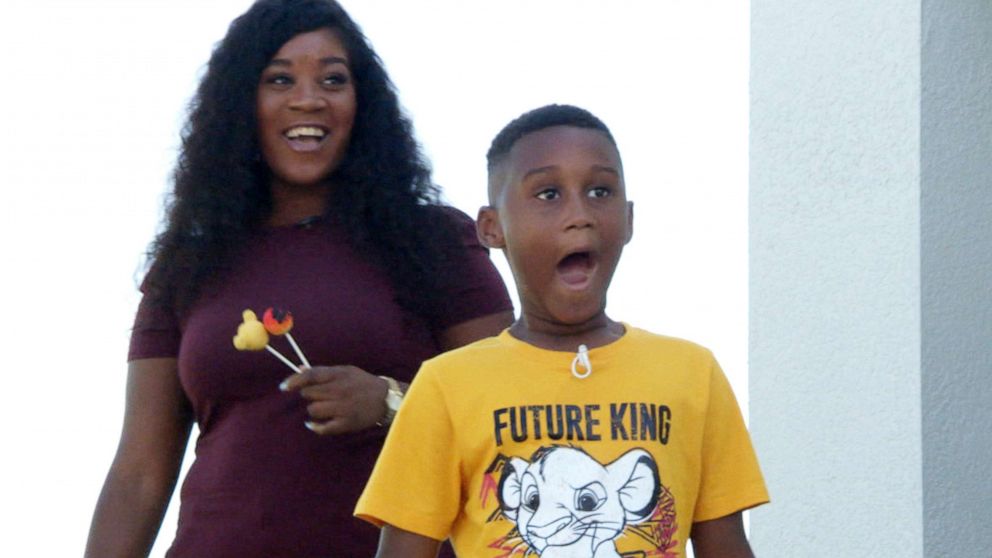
top-left (486, 104), bottom-right (618, 173)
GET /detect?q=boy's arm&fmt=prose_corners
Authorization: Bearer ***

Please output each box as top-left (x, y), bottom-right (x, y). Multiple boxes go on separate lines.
top-left (355, 366), bottom-right (461, 550)
top-left (375, 525), bottom-right (441, 558)
top-left (690, 512), bottom-right (755, 558)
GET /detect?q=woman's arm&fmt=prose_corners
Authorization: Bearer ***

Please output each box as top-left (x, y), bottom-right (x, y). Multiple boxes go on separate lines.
top-left (690, 512), bottom-right (755, 558)
top-left (280, 310), bottom-right (514, 435)
top-left (437, 310), bottom-right (514, 351)
top-left (375, 525), bottom-right (441, 558)
top-left (85, 358), bottom-right (193, 557)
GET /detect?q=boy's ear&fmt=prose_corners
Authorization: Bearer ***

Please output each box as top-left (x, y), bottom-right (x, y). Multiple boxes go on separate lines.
top-left (625, 201), bottom-right (634, 244)
top-left (476, 206), bottom-right (506, 249)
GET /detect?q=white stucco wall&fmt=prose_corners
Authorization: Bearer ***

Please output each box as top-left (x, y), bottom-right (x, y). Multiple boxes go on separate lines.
top-left (920, 1), bottom-right (992, 555)
top-left (750, 1), bottom-right (991, 556)
top-left (749, 1), bottom-right (923, 555)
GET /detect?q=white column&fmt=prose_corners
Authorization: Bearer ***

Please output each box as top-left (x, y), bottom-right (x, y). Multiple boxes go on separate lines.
top-left (920, 1), bottom-right (992, 556)
top-left (749, 1), bottom-right (991, 556)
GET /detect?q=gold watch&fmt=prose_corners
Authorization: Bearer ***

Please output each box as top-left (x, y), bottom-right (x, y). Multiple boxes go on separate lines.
top-left (377, 375), bottom-right (404, 426)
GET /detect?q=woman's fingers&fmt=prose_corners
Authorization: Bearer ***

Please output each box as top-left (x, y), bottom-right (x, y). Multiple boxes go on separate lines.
top-left (279, 365), bottom-right (343, 392)
top-left (304, 418), bottom-right (349, 436)
top-left (281, 365), bottom-right (388, 434)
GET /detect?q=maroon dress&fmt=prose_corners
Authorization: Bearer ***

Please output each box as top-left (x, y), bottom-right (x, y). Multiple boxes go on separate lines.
top-left (129, 210), bottom-right (512, 557)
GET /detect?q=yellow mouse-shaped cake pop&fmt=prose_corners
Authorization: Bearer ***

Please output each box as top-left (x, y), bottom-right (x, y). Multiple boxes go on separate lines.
top-left (233, 310), bottom-right (269, 350)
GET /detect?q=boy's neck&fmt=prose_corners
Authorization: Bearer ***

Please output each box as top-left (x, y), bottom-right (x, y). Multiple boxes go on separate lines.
top-left (509, 314), bottom-right (626, 352)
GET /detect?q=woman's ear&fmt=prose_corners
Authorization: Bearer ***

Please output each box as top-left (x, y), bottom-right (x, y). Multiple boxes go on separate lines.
top-left (476, 206), bottom-right (506, 249)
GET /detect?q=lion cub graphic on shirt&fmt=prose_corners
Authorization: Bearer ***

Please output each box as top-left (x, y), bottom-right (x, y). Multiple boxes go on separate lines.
top-left (497, 446), bottom-right (660, 557)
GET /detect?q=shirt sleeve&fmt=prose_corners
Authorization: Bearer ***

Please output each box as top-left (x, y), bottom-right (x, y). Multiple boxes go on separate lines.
top-left (127, 276), bottom-right (181, 361)
top-left (355, 363), bottom-right (462, 540)
top-left (693, 357), bottom-right (770, 521)
top-left (431, 207), bottom-right (513, 330)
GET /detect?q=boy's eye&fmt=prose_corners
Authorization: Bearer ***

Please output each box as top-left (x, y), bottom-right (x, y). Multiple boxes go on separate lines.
top-left (588, 186), bottom-right (611, 198)
top-left (535, 188), bottom-right (560, 201)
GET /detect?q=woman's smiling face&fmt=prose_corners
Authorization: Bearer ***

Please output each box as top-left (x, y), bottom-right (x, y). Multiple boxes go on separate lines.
top-left (256, 28), bottom-right (357, 190)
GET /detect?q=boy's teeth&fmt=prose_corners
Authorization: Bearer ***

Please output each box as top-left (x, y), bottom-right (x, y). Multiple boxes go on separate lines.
top-left (285, 126), bottom-right (326, 139)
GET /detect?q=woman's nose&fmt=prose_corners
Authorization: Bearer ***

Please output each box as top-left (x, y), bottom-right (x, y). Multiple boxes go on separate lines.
top-left (289, 84), bottom-right (327, 112)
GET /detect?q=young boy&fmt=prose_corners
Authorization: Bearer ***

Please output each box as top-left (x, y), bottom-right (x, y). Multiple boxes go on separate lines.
top-left (355, 105), bottom-right (768, 557)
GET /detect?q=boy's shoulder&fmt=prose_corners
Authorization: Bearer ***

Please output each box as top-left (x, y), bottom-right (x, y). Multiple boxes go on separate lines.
top-left (421, 332), bottom-right (510, 371)
top-left (421, 324), bottom-right (717, 377)
top-left (625, 325), bottom-right (716, 358)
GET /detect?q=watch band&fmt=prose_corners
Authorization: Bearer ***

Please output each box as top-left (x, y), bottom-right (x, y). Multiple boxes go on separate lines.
top-left (377, 375), bottom-right (404, 426)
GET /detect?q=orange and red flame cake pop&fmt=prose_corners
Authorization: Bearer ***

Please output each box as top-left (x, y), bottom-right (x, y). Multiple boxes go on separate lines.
top-left (262, 308), bottom-right (311, 368)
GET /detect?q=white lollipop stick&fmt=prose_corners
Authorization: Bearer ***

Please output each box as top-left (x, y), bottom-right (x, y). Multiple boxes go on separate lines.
top-left (265, 345), bottom-right (301, 373)
top-left (284, 332), bottom-right (311, 368)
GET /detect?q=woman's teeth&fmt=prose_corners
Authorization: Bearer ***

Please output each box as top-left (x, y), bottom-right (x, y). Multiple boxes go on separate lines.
top-left (285, 126), bottom-right (326, 139)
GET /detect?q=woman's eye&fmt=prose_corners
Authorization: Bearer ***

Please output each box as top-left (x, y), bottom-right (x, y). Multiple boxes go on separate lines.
top-left (323, 73), bottom-right (349, 86)
top-left (536, 188), bottom-right (559, 201)
top-left (588, 186), bottom-right (611, 198)
top-left (265, 74), bottom-right (293, 86)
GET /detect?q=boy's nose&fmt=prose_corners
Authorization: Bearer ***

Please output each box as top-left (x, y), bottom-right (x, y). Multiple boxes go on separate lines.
top-left (563, 197), bottom-right (594, 230)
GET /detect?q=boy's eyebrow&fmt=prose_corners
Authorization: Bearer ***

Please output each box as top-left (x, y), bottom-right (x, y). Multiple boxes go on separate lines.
top-left (591, 165), bottom-right (620, 176)
top-left (522, 165), bottom-right (558, 180)
top-left (266, 56), bottom-right (349, 67)
top-left (521, 164), bottom-right (620, 180)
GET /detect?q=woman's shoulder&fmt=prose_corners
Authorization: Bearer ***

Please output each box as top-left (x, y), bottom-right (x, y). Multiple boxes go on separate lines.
top-left (418, 203), bottom-right (473, 225)
top-left (417, 204), bottom-right (479, 246)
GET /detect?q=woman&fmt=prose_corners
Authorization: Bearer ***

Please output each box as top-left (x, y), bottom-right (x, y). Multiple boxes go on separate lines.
top-left (85, 1), bottom-right (513, 555)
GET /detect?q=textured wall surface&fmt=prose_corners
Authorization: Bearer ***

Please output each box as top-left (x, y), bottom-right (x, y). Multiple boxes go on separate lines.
top-left (749, 1), bottom-right (924, 555)
top-left (751, 1), bottom-right (992, 556)
top-left (921, 1), bottom-right (992, 555)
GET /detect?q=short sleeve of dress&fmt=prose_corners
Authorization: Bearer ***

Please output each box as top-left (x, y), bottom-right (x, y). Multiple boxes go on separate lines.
top-left (127, 276), bottom-right (181, 361)
top-left (431, 207), bottom-right (513, 330)
top-left (693, 357), bottom-right (770, 521)
top-left (355, 364), bottom-right (461, 540)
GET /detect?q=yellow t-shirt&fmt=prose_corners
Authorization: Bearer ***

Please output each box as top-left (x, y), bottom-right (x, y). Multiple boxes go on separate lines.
top-left (356, 326), bottom-right (768, 557)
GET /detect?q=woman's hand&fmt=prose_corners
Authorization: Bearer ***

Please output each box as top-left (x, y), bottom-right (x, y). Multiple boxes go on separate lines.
top-left (279, 365), bottom-right (391, 435)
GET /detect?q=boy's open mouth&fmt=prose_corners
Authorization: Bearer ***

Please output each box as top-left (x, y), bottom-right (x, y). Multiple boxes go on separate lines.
top-left (556, 251), bottom-right (595, 286)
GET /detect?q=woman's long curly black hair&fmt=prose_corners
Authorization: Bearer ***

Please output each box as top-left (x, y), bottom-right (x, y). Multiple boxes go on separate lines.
top-left (145, 0), bottom-right (462, 324)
